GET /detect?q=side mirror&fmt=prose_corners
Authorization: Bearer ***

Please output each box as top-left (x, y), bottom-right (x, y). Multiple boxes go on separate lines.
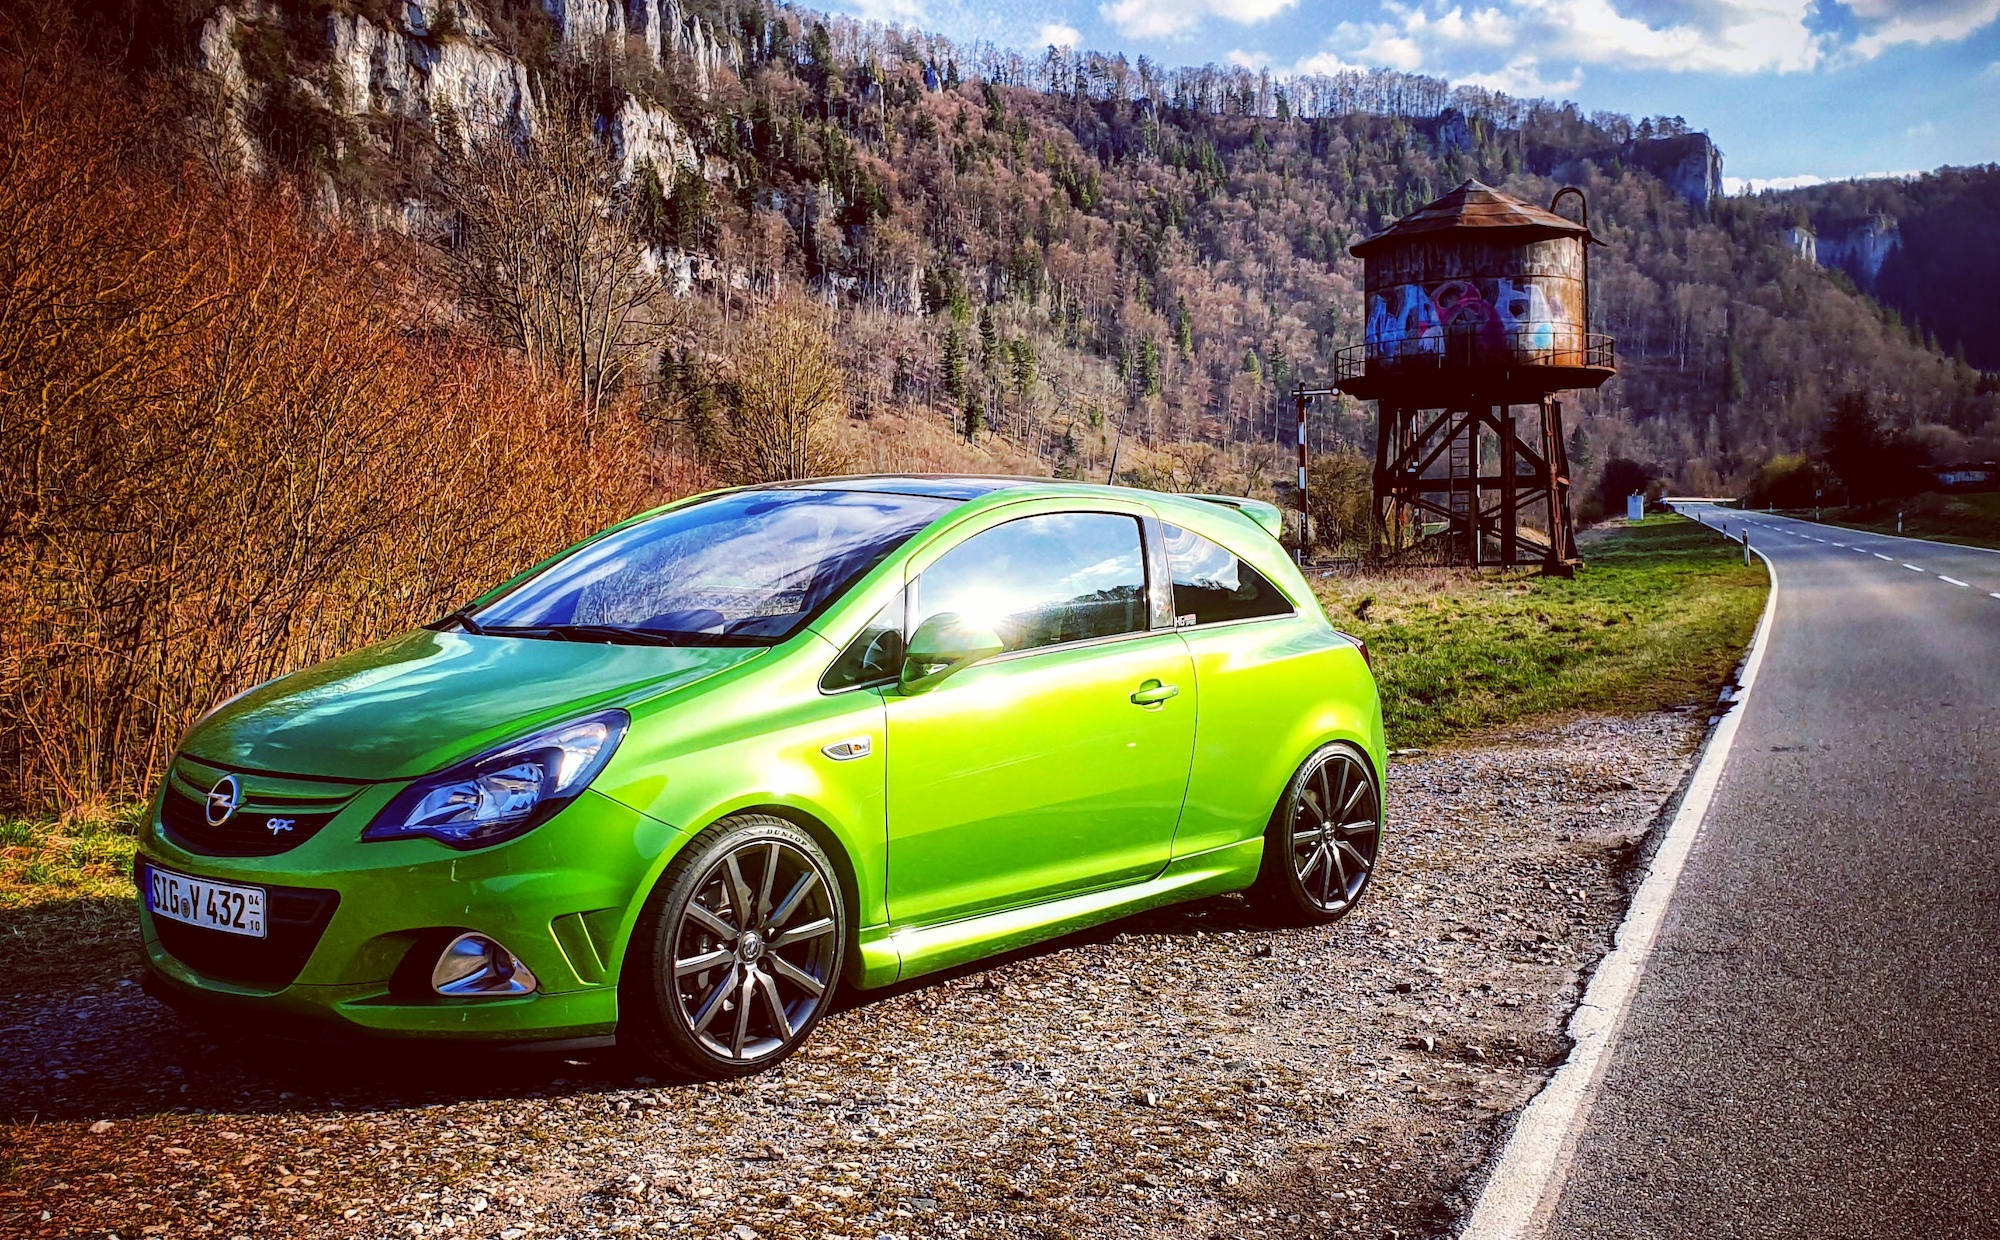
top-left (899, 612), bottom-right (1004, 694)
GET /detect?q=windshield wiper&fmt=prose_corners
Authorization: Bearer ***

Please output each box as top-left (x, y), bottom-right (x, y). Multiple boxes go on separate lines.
top-left (430, 605), bottom-right (486, 635)
top-left (477, 623), bottom-right (722, 647)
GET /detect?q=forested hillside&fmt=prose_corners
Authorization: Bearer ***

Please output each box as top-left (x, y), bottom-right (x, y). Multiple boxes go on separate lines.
top-left (55, 0), bottom-right (2000, 502)
top-left (1758, 165), bottom-right (2000, 373)
top-left (9, 0), bottom-right (1999, 804)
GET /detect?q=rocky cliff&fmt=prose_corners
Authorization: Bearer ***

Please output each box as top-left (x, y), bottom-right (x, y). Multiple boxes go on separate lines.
top-left (1621, 133), bottom-right (1724, 211)
top-left (195, 1), bottom-right (724, 195)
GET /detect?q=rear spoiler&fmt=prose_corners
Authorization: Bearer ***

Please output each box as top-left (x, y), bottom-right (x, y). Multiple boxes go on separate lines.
top-left (1189, 495), bottom-right (1285, 541)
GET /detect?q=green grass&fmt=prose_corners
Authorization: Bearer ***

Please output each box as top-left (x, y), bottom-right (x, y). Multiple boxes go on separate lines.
top-left (1315, 515), bottom-right (1769, 749)
top-left (0, 805), bottom-right (141, 994)
top-left (1778, 492), bottom-right (2000, 551)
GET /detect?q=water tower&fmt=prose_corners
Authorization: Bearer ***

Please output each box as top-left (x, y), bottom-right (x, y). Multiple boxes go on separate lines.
top-left (1334, 180), bottom-right (1614, 573)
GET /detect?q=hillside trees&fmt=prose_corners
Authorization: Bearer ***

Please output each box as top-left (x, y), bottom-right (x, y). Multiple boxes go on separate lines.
top-left (434, 92), bottom-right (676, 417)
top-left (0, 30), bottom-right (684, 808)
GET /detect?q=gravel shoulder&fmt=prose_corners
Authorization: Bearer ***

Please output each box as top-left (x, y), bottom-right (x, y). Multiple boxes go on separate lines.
top-left (0, 712), bottom-right (1707, 1240)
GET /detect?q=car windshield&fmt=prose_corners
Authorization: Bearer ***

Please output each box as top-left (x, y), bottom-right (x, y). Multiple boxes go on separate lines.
top-left (466, 489), bottom-right (954, 646)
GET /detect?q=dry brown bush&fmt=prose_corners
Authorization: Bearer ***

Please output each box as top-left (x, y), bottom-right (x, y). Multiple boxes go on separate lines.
top-left (0, 43), bottom-right (694, 810)
top-left (709, 297), bottom-right (853, 484)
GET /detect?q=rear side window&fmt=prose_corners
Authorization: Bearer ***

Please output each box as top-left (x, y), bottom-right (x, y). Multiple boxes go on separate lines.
top-left (916, 512), bottom-right (1148, 653)
top-left (1162, 523), bottom-right (1293, 627)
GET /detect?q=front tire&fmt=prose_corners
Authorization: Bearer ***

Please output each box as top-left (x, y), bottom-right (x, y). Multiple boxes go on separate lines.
top-left (1252, 743), bottom-right (1383, 925)
top-left (620, 814), bottom-right (846, 1079)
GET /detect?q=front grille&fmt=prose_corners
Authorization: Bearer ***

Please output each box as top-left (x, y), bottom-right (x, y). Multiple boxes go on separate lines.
top-left (149, 876), bottom-right (341, 989)
top-left (160, 758), bottom-right (362, 857)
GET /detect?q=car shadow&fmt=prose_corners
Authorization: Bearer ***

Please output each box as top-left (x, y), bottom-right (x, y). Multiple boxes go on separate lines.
top-left (0, 891), bottom-right (1273, 1125)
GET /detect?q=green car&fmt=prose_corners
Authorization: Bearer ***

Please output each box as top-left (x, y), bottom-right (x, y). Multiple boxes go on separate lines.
top-left (138, 476), bottom-right (1385, 1078)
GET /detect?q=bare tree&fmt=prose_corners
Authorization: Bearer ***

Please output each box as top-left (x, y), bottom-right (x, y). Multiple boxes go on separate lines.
top-left (434, 92), bottom-right (670, 417)
top-left (713, 297), bottom-right (853, 483)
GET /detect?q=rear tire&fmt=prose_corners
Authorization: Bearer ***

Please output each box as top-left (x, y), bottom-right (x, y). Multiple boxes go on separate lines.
top-left (1251, 743), bottom-right (1383, 925)
top-left (620, 814), bottom-right (846, 1080)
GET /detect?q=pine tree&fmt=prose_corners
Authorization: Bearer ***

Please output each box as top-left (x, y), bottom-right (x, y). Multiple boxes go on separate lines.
top-left (941, 327), bottom-right (967, 403)
top-left (978, 307), bottom-right (998, 367)
top-left (962, 384), bottom-right (984, 440)
top-left (1175, 296), bottom-right (1193, 356)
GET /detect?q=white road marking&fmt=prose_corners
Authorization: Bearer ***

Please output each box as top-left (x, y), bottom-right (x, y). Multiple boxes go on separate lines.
top-left (1992, 593), bottom-right (2000, 601)
top-left (1876, 554), bottom-right (1895, 561)
top-left (1904, 563), bottom-right (1926, 572)
top-left (1831, 543), bottom-right (1846, 548)
top-left (1460, 536), bottom-right (1779, 1240)
top-left (1940, 576), bottom-right (1970, 588)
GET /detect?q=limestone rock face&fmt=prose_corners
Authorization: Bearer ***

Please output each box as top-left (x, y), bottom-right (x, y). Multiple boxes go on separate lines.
top-left (1622, 133), bottom-right (1724, 211)
top-left (613, 96), bottom-right (699, 180)
top-left (326, 9), bottom-right (533, 136)
top-left (1817, 216), bottom-right (1902, 291)
top-left (195, 7), bottom-right (263, 174)
top-left (541, 0), bottom-right (738, 88)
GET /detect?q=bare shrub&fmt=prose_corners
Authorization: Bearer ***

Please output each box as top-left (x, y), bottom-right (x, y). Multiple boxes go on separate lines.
top-left (433, 89), bottom-right (676, 418)
top-left (709, 298), bottom-right (854, 484)
top-left (0, 44), bottom-right (691, 809)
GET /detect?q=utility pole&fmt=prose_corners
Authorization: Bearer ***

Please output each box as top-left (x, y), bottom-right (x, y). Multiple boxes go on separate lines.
top-left (1293, 383), bottom-right (1335, 565)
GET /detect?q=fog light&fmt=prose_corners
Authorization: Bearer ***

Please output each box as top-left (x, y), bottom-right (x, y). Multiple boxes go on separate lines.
top-left (431, 932), bottom-right (538, 997)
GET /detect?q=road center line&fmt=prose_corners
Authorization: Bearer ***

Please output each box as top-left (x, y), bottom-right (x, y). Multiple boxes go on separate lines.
top-left (1460, 520), bottom-right (1778, 1240)
top-left (1876, 554), bottom-right (1895, 561)
top-left (1940, 576), bottom-right (1971, 588)
top-left (1904, 563), bottom-right (1926, 572)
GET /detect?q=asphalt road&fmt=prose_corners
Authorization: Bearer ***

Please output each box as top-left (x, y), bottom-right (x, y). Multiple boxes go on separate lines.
top-left (1547, 508), bottom-right (2000, 1237)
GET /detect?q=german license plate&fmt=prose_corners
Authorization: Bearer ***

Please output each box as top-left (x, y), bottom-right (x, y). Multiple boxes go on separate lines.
top-left (144, 864), bottom-right (266, 938)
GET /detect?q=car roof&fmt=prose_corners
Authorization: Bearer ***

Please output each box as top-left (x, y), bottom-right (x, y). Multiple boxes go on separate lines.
top-left (772, 474), bottom-right (1284, 537)
top-left (774, 474), bottom-right (1079, 501)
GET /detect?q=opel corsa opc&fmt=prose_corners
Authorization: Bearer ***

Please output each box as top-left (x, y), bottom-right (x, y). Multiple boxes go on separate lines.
top-left (138, 477), bottom-right (1387, 1078)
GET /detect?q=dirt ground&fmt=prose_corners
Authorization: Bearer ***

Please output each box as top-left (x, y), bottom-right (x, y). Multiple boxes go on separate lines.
top-left (0, 711), bottom-right (1707, 1240)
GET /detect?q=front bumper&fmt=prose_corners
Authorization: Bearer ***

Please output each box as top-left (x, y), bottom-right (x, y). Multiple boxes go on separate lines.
top-left (136, 786), bottom-right (684, 1042)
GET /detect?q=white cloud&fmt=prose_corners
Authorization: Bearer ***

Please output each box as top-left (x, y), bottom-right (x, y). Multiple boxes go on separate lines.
top-left (1038, 21), bottom-right (1083, 47)
top-left (1098, 0), bottom-right (1300, 40)
top-left (1228, 47), bottom-right (1272, 67)
top-left (1846, 0), bottom-right (2000, 57)
top-left (1724, 169), bottom-right (1924, 195)
top-left (1906, 119), bottom-right (1937, 137)
top-left (1293, 49), bottom-right (1368, 74)
top-left (1304, 0), bottom-right (2000, 88)
top-left (1985, 58), bottom-right (2000, 75)
top-left (844, 0), bottom-right (929, 21)
top-left (1456, 55), bottom-right (1585, 95)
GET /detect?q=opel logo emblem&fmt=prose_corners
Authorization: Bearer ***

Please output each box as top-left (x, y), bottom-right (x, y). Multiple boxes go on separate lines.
top-left (205, 774), bottom-right (242, 827)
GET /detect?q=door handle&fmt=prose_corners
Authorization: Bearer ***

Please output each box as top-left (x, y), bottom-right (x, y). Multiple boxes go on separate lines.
top-left (1130, 680), bottom-right (1180, 706)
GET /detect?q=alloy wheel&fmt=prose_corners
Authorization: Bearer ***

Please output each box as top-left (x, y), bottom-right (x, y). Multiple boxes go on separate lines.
top-left (670, 839), bottom-right (839, 1063)
top-left (1289, 749), bottom-right (1381, 914)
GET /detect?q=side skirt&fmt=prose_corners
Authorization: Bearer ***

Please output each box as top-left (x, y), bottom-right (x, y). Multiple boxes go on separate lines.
top-left (854, 836), bottom-right (1265, 988)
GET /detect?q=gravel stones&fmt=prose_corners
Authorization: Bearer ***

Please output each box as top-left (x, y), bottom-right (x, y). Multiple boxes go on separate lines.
top-left (0, 713), bottom-right (1703, 1240)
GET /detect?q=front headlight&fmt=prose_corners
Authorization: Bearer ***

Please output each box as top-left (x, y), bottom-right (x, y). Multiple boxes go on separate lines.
top-left (362, 709), bottom-right (629, 849)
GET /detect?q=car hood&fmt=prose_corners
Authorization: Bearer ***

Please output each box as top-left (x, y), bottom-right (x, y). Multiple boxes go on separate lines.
top-left (181, 629), bottom-right (764, 782)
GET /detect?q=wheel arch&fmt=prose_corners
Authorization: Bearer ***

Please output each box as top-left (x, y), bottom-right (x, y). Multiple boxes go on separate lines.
top-left (608, 796), bottom-right (871, 994)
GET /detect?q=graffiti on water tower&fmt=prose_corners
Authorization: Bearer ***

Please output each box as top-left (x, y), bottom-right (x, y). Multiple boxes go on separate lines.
top-left (1366, 278), bottom-right (1576, 360)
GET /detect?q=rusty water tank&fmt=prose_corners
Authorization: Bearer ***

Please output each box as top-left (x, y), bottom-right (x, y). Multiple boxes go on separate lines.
top-left (1336, 180), bottom-right (1614, 404)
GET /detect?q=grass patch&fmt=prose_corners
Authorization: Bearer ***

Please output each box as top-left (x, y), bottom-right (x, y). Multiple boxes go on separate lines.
top-left (0, 805), bottom-right (141, 994)
top-left (1777, 492), bottom-right (2000, 551)
top-left (1316, 515), bottom-right (1768, 749)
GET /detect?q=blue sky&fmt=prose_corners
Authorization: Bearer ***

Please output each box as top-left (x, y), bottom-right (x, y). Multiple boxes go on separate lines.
top-left (820, 0), bottom-right (2000, 189)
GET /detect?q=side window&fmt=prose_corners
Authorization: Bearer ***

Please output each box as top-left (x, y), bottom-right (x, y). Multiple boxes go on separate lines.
top-left (1162, 523), bottom-right (1294, 626)
top-left (916, 512), bottom-right (1148, 654)
top-left (821, 590), bottom-right (906, 691)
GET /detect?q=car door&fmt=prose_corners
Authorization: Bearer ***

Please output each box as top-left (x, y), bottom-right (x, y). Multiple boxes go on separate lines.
top-left (884, 507), bottom-right (1197, 926)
